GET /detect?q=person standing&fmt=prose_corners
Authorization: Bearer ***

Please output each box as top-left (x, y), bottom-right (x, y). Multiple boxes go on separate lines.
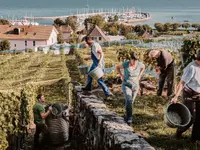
top-left (33, 94), bottom-right (52, 150)
top-left (82, 36), bottom-right (113, 97)
top-left (148, 49), bottom-right (175, 97)
top-left (171, 50), bottom-right (200, 142)
top-left (116, 52), bottom-right (145, 125)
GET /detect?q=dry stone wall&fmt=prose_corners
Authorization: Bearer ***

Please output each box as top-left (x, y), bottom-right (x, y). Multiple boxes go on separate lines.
top-left (73, 86), bottom-right (155, 150)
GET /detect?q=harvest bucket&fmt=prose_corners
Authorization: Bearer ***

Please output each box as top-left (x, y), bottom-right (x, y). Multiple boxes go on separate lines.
top-left (78, 65), bottom-right (89, 75)
top-left (164, 103), bottom-right (191, 128)
top-left (89, 66), bottom-right (104, 80)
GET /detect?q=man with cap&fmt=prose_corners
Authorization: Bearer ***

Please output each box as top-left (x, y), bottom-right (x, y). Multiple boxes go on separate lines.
top-left (149, 48), bottom-right (175, 97)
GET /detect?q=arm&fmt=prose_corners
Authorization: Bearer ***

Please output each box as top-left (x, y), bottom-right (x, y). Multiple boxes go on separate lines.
top-left (139, 64), bottom-right (145, 80)
top-left (171, 80), bottom-right (185, 103)
top-left (97, 50), bottom-right (103, 67)
top-left (40, 110), bottom-right (51, 119)
top-left (116, 63), bottom-right (124, 81)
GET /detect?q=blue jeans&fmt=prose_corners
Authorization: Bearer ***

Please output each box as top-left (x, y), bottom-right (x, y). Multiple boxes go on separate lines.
top-left (122, 84), bottom-right (139, 123)
top-left (85, 64), bottom-right (111, 96)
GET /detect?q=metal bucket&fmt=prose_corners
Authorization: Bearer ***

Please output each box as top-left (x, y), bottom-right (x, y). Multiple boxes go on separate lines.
top-left (78, 65), bottom-right (89, 75)
top-left (89, 67), bottom-right (104, 80)
top-left (164, 103), bottom-right (191, 128)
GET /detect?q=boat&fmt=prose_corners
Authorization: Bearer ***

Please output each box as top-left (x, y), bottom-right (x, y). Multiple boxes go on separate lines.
top-left (8, 19), bottom-right (39, 26)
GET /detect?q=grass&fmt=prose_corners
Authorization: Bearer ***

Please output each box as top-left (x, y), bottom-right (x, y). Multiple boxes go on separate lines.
top-left (74, 47), bottom-right (200, 150)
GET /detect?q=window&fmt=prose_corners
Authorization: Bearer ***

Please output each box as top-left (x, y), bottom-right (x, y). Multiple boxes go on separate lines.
top-left (99, 37), bottom-right (102, 41)
top-left (25, 41), bottom-right (27, 46)
top-left (33, 41), bottom-right (35, 46)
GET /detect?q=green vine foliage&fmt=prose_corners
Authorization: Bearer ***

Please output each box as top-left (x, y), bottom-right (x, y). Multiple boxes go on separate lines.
top-left (0, 83), bottom-right (38, 150)
top-left (116, 46), bottom-right (181, 71)
top-left (180, 36), bottom-right (200, 68)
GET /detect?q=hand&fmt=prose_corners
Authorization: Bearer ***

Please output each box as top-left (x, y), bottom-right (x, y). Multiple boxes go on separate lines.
top-left (171, 96), bottom-right (178, 103)
top-left (48, 106), bottom-right (52, 111)
top-left (84, 57), bottom-right (90, 61)
top-left (98, 63), bottom-right (102, 68)
top-left (156, 70), bottom-right (161, 75)
top-left (120, 74), bottom-right (124, 81)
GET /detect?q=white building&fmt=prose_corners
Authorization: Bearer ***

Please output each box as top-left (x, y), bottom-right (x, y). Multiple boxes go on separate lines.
top-left (0, 25), bottom-right (58, 50)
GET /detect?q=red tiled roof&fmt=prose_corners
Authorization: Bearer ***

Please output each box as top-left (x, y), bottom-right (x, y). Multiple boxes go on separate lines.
top-left (0, 25), bottom-right (58, 40)
top-left (58, 25), bottom-right (73, 33)
top-left (88, 25), bottom-right (109, 41)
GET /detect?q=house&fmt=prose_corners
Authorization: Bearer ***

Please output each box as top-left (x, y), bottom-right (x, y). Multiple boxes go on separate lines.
top-left (87, 25), bottom-right (110, 42)
top-left (0, 25), bottom-right (58, 50)
top-left (57, 25), bottom-right (73, 42)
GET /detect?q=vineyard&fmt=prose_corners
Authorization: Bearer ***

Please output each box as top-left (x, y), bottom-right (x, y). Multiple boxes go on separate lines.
top-left (74, 46), bottom-right (199, 150)
top-left (0, 51), bottom-right (70, 150)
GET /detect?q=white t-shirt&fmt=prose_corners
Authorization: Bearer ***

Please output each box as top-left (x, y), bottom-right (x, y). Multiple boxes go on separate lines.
top-left (181, 61), bottom-right (200, 93)
top-left (91, 42), bottom-right (102, 60)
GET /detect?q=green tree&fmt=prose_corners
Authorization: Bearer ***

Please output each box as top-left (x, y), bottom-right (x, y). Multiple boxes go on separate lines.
top-left (57, 33), bottom-right (64, 44)
top-left (142, 24), bottom-right (152, 32)
top-left (108, 16), bottom-right (114, 22)
top-left (172, 23), bottom-right (181, 31)
top-left (53, 18), bottom-right (65, 26)
top-left (65, 16), bottom-right (78, 32)
top-left (180, 36), bottom-right (200, 67)
top-left (0, 19), bottom-right (10, 25)
top-left (182, 23), bottom-right (190, 30)
top-left (86, 15), bottom-right (105, 29)
top-left (154, 23), bottom-right (164, 32)
top-left (109, 26), bottom-right (118, 35)
top-left (113, 15), bottom-right (119, 22)
top-left (120, 25), bottom-right (133, 36)
top-left (164, 23), bottom-right (171, 32)
top-left (0, 40), bottom-right (10, 50)
top-left (69, 33), bottom-right (80, 44)
top-left (192, 23), bottom-right (200, 30)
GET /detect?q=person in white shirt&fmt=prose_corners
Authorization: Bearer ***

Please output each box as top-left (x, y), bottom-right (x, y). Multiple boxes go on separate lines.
top-left (171, 50), bottom-right (200, 142)
top-left (82, 36), bottom-right (113, 97)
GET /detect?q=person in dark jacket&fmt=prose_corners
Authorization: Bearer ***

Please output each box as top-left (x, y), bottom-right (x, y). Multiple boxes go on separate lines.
top-left (149, 49), bottom-right (175, 97)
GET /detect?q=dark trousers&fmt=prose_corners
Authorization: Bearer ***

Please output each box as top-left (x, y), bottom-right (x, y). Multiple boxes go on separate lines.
top-left (177, 90), bottom-right (200, 141)
top-left (34, 124), bottom-right (48, 150)
top-left (157, 63), bottom-right (174, 97)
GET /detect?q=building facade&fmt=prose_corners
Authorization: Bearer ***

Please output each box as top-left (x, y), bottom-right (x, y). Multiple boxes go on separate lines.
top-left (0, 25), bottom-right (58, 50)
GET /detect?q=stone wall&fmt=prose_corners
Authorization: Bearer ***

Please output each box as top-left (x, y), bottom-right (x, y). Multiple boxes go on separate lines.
top-left (73, 86), bottom-right (155, 150)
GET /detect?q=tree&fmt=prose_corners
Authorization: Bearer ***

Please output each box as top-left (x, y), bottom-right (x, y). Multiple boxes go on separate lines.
top-left (108, 16), bottom-right (114, 22)
top-left (154, 23), bottom-right (164, 32)
top-left (109, 26), bottom-right (118, 35)
top-left (84, 18), bottom-right (92, 33)
top-left (172, 23), bottom-right (181, 31)
top-left (85, 15), bottom-right (105, 29)
top-left (119, 25), bottom-right (133, 36)
top-left (0, 19), bottom-right (10, 25)
top-left (180, 36), bottom-right (200, 67)
top-left (69, 33), bottom-right (80, 44)
top-left (65, 16), bottom-right (78, 32)
top-left (142, 24), bottom-right (152, 32)
top-left (57, 33), bottom-right (64, 44)
top-left (0, 40), bottom-right (10, 51)
top-left (192, 24), bottom-right (200, 30)
top-left (113, 15), bottom-right (119, 22)
top-left (164, 23), bottom-right (171, 32)
top-left (53, 18), bottom-right (65, 26)
top-left (182, 23), bottom-right (190, 30)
